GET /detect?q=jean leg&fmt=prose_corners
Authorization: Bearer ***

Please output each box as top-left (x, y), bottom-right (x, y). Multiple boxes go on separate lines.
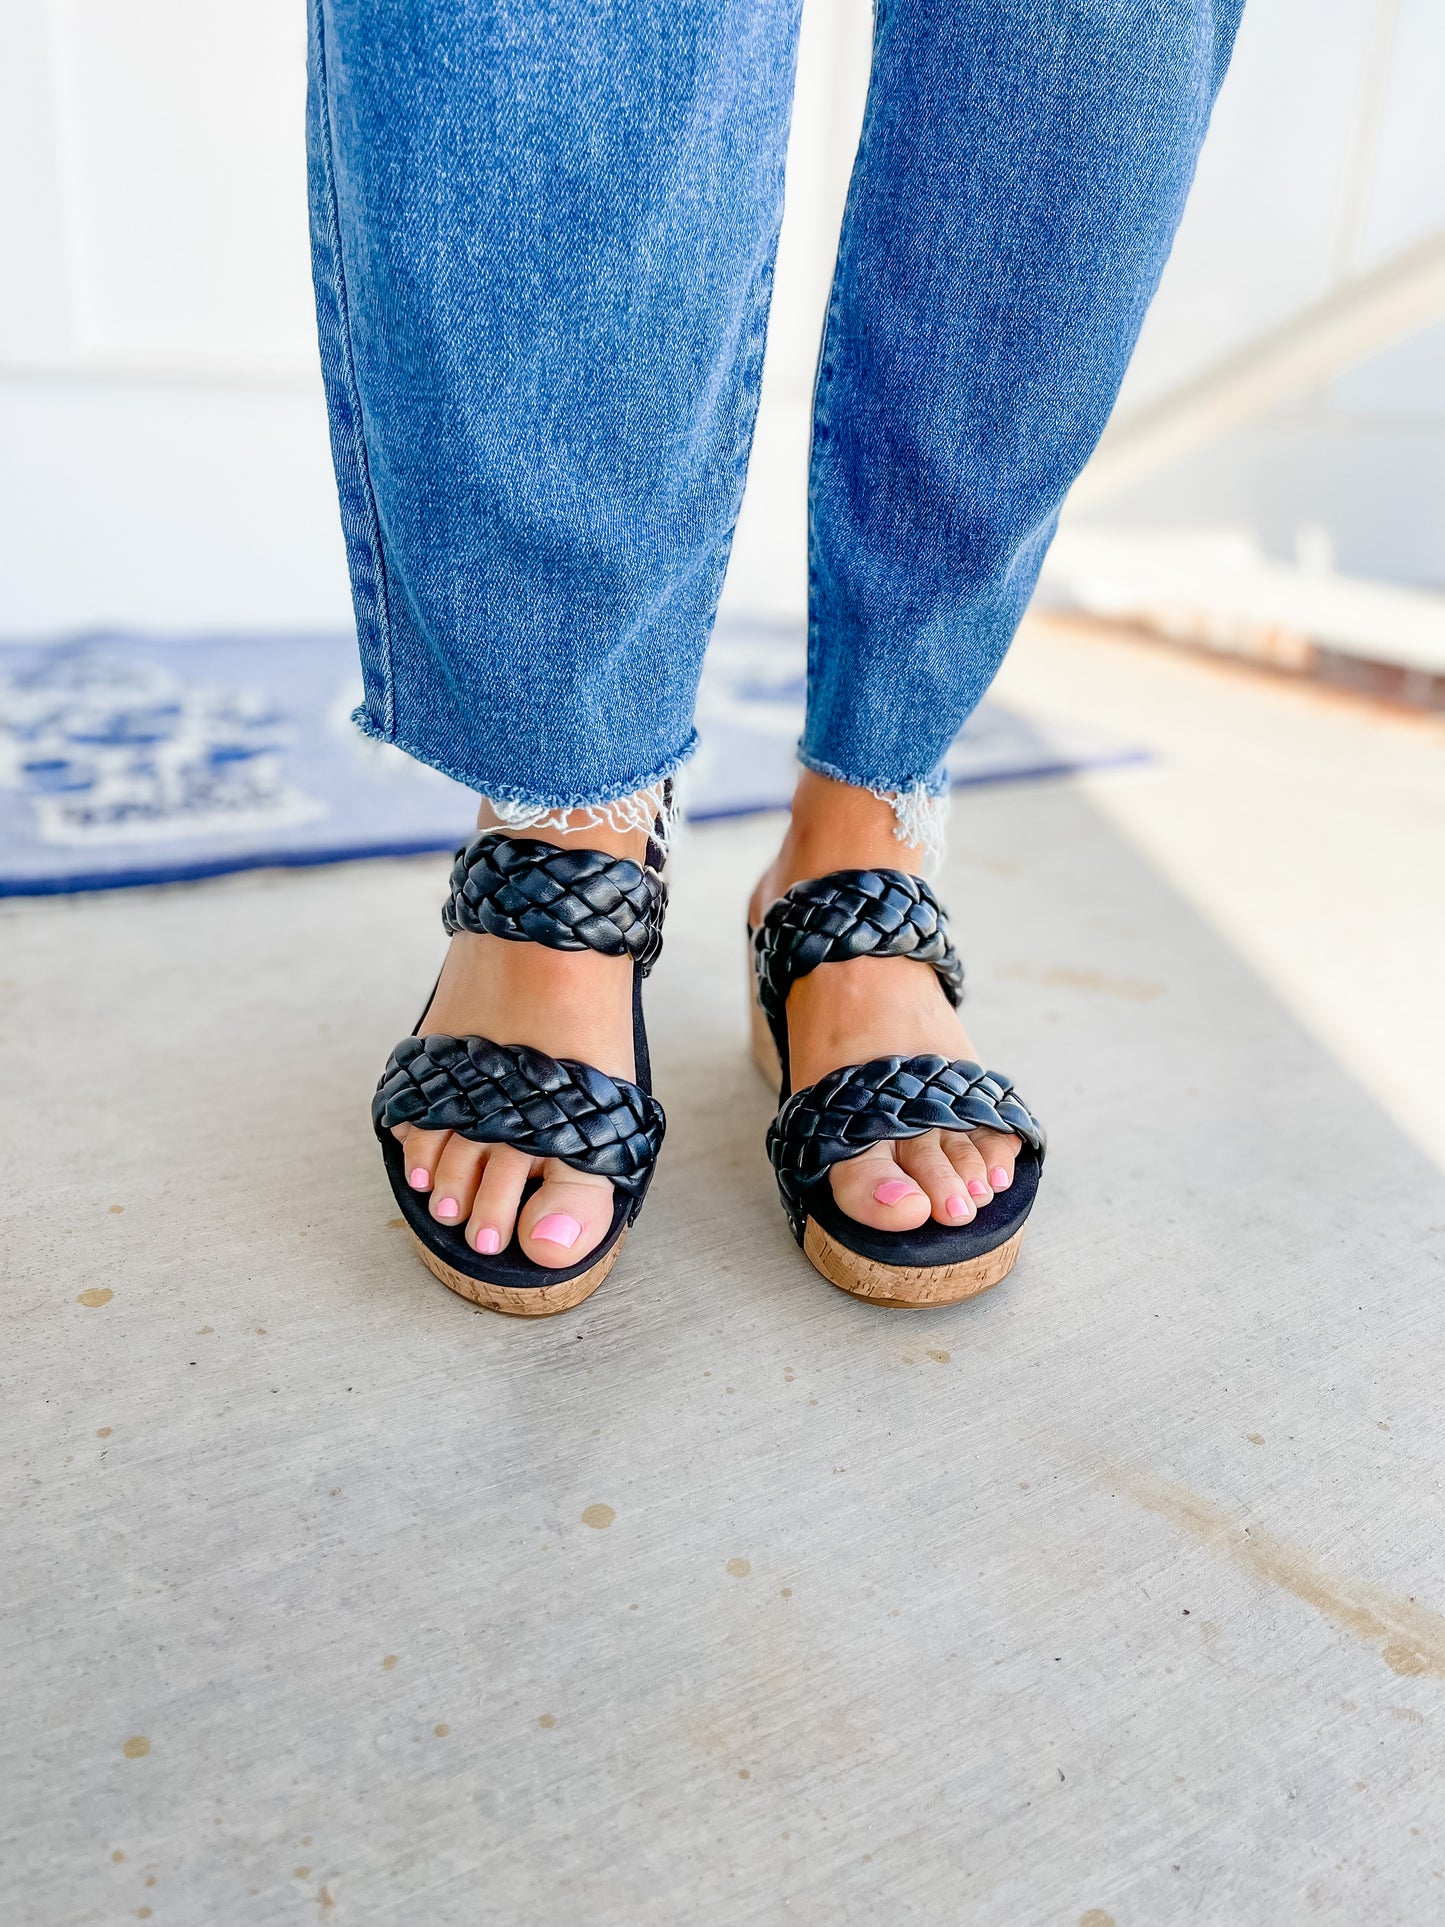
top-left (802, 0), bottom-right (1245, 804)
top-left (307, 0), bottom-right (803, 811)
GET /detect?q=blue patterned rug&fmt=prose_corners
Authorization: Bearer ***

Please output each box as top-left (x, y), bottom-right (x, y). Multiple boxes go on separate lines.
top-left (0, 626), bottom-right (1147, 894)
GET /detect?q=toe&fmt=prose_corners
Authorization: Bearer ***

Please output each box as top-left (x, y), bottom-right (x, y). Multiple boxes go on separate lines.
top-left (828, 1140), bottom-right (932, 1232)
top-left (965, 1128), bottom-right (1021, 1193)
top-left (429, 1133), bottom-right (486, 1228)
top-left (518, 1165), bottom-right (616, 1270)
top-left (397, 1126), bottom-right (451, 1193)
top-left (939, 1129), bottom-right (995, 1214)
top-left (464, 1144), bottom-right (535, 1255)
top-left (898, 1130), bottom-right (980, 1225)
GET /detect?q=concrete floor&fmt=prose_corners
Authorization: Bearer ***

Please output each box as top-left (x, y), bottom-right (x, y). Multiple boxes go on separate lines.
top-left (4, 622), bottom-right (1444, 1926)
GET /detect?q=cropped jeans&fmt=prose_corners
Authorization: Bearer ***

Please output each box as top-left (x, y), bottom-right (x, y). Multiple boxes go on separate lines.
top-left (307, 0), bottom-right (1241, 829)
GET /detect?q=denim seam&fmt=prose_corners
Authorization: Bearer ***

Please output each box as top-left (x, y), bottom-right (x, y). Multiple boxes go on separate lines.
top-left (802, 0), bottom-right (887, 784)
top-left (695, 137), bottom-right (798, 649)
top-left (724, 249), bottom-right (783, 550)
top-left (309, 0), bottom-right (397, 739)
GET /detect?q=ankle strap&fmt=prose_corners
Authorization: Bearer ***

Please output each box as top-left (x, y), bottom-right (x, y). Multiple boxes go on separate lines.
top-left (752, 868), bottom-right (963, 1058)
top-left (444, 832), bottom-right (667, 973)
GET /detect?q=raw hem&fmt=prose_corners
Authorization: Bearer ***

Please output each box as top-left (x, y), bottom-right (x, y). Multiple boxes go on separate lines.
top-left (349, 706), bottom-right (697, 818)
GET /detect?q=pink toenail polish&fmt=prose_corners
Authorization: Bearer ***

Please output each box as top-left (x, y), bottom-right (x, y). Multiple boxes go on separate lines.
top-left (434, 1197), bottom-right (459, 1219)
top-left (873, 1179), bottom-right (917, 1207)
top-left (967, 1179), bottom-right (990, 1200)
top-left (474, 1226), bottom-right (500, 1255)
top-left (946, 1194), bottom-right (969, 1220)
top-left (533, 1212), bottom-right (581, 1248)
top-left (409, 1167), bottom-right (430, 1189)
top-left (989, 1166), bottom-right (1011, 1190)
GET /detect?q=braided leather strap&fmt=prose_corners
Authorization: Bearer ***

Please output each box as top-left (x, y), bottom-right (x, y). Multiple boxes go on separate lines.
top-left (374, 1034), bottom-right (665, 1206)
top-left (767, 1053), bottom-right (1045, 1239)
top-left (753, 869), bottom-right (963, 1050)
top-left (444, 833), bottom-right (666, 974)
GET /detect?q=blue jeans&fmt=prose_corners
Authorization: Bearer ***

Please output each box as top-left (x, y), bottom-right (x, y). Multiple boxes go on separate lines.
top-left (308, 0), bottom-right (1240, 820)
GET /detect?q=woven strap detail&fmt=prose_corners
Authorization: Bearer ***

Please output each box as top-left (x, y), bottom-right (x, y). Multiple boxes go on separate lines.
top-left (374, 1034), bottom-right (664, 1204)
top-left (766, 1053), bottom-right (1045, 1236)
top-left (444, 833), bottom-right (666, 973)
top-left (753, 868), bottom-right (963, 1051)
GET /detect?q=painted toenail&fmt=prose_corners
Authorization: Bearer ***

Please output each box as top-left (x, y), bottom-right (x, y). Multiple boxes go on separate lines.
top-left (434, 1197), bottom-right (459, 1219)
top-left (533, 1212), bottom-right (581, 1248)
top-left (474, 1226), bottom-right (500, 1254)
top-left (873, 1179), bottom-right (918, 1206)
top-left (409, 1167), bottom-right (430, 1189)
top-left (967, 1179), bottom-right (990, 1200)
top-left (946, 1194), bottom-right (969, 1220)
top-left (989, 1166), bottom-right (1011, 1189)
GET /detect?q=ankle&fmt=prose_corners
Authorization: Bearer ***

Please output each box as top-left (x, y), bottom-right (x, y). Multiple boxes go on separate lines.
top-left (476, 805), bottom-right (651, 866)
top-left (430, 926), bottom-right (636, 1081)
top-left (475, 792), bottom-right (660, 866)
top-left (755, 770), bottom-right (926, 920)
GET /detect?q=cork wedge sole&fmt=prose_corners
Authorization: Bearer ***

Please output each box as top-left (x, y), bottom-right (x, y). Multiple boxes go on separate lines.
top-left (748, 935), bottom-right (1033, 1308)
top-left (406, 1224), bottom-right (625, 1318)
top-left (801, 1219), bottom-right (1025, 1308)
top-left (749, 975), bottom-right (784, 1091)
top-left (379, 1123), bottom-right (643, 1316)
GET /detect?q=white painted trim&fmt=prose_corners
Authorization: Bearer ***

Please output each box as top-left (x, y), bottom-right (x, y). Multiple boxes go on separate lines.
top-left (1075, 229), bottom-right (1445, 506)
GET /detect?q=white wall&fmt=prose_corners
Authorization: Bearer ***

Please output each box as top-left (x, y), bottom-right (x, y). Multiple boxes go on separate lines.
top-left (1, 0), bottom-right (1441, 635)
top-left (0, 0), bottom-right (314, 375)
top-left (0, 0), bottom-right (340, 632)
top-left (1122, 0), bottom-right (1445, 406)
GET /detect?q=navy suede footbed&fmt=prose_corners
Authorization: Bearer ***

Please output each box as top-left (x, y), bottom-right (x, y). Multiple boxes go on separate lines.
top-left (376, 967), bottom-right (654, 1291)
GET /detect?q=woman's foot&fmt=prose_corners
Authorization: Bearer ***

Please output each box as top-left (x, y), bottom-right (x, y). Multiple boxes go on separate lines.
top-left (393, 808), bottom-right (645, 1269)
top-left (750, 770), bottom-right (1021, 1236)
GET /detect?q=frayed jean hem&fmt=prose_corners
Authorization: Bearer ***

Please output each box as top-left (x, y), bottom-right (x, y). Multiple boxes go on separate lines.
top-left (350, 704), bottom-right (698, 818)
top-left (796, 747), bottom-right (950, 800)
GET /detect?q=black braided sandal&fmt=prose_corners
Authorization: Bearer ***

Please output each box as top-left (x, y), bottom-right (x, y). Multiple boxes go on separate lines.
top-left (373, 830), bottom-right (667, 1318)
top-left (749, 869), bottom-right (1045, 1308)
